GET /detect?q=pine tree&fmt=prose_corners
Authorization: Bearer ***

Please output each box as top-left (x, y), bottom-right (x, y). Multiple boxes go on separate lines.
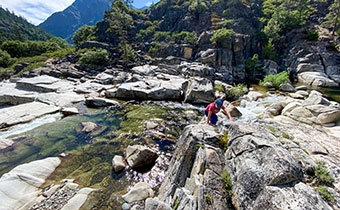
top-left (324, 0), bottom-right (340, 35)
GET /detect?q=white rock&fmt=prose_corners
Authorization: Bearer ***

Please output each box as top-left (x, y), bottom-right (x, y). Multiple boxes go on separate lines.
top-left (61, 188), bottom-right (95, 210)
top-left (0, 102), bottom-right (59, 129)
top-left (246, 91), bottom-right (265, 101)
top-left (0, 157), bottom-right (61, 210)
top-left (81, 122), bottom-right (98, 133)
top-left (112, 155), bottom-right (126, 173)
top-left (122, 182), bottom-right (154, 203)
top-left (61, 107), bottom-right (79, 116)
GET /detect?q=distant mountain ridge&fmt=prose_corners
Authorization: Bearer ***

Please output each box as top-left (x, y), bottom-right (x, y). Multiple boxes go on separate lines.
top-left (39, 0), bottom-right (110, 42)
top-left (0, 7), bottom-right (53, 44)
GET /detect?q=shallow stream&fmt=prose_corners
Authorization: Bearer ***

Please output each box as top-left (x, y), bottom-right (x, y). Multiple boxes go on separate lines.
top-left (0, 102), bottom-right (203, 209)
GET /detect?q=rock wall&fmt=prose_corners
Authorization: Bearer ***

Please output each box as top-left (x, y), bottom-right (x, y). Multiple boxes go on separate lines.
top-left (136, 121), bottom-right (338, 210)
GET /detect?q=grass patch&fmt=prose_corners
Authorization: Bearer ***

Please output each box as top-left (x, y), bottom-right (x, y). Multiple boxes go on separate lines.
top-left (219, 132), bottom-right (229, 151)
top-left (267, 126), bottom-right (276, 133)
top-left (221, 171), bottom-right (233, 196)
top-left (196, 144), bottom-right (205, 149)
top-left (280, 140), bottom-right (286, 145)
top-left (302, 148), bottom-right (309, 155)
top-left (293, 140), bottom-right (300, 146)
top-left (204, 194), bottom-right (212, 204)
top-left (215, 83), bottom-right (225, 92)
top-left (282, 132), bottom-right (294, 140)
top-left (314, 161), bottom-right (334, 185)
top-left (173, 199), bottom-right (180, 210)
top-left (317, 185), bottom-right (335, 201)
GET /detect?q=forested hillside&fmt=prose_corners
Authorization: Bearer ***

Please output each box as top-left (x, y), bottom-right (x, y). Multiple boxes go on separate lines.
top-left (0, 7), bottom-right (54, 44)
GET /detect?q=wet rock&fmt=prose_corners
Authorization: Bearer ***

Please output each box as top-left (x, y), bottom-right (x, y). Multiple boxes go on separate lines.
top-left (184, 77), bottom-right (215, 104)
top-left (0, 157), bottom-right (61, 210)
top-left (125, 145), bottom-right (158, 169)
top-left (112, 155), bottom-right (126, 173)
top-left (225, 103), bottom-right (242, 117)
top-left (61, 107), bottom-right (79, 116)
top-left (85, 97), bottom-right (120, 107)
top-left (0, 102), bottom-right (59, 129)
top-left (122, 182), bottom-right (154, 203)
top-left (245, 91), bottom-right (265, 101)
top-left (80, 122), bottom-right (98, 133)
top-left (0, 138), bottom-right (14, 150)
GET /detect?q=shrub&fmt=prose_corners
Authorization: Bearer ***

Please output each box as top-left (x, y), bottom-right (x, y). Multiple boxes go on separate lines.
top-left (314, 161), bottom-right (335, 185)
top-left (47, 37), bottom-right (69, 48)
top-left (221, 170), bottom-right (233, 196)
top-left (317, 185), bottom-right (335, 201)
top-left (154, 31), bottom-right (172, 42)
top-left (0, 49), bottom-right (16, 68)
top-left (215, 83), bottom-right (226, 92)
top-left (204, 194), bottom-right (212, 204)
top-left (219, 132), bottom-right (229, 150)
top-left (78, 48), bottom-right (110, 66)
top-left (210, 28), bottom-right (233, 47)
top-left (230, 83), bottom-right (247, 98)
top-left (267, 125), bottom-right (276, 133)
top-left (184, 31), bottom-right (198, 46)
top-left (121, 42), bottom-right (136, 62)
top-left (259, 71), bottom-right (289, 90)
top-left (1, 40), bottom-right (60, 58)
top-left (306, 29), bottom-right (319, 41)
top-left (189, 0), bottom-right (208, 17)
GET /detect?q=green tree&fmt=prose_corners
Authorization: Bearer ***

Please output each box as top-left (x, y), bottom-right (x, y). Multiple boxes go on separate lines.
top-left (72, 25), bottom-right (95, 47)
top-left (210, 28), bottom-right (233, 47)
top-left (323, 0), bottom-right (340, 35)
top-left (0, 49), bottom-right (16, 68)
top-left (262, 39), bottom-right (278, 60)
top-left (189, 0), bottom-right (208, 18)
top-left (47, 37), bottom-right (69, 48)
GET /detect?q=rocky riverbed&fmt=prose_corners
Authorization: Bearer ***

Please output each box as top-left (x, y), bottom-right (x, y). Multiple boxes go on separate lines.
top-left (0, 60), bottom-right (340, 210)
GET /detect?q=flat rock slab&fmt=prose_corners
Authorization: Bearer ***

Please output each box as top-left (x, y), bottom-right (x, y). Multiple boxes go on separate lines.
top-left (0, 157), bottom-right (61, 210)
top-left (0, 82), bottom-right (36, 105)
top-left (61, 188), bottom-right (95, 210)
top-left (16, 76), bottom-right (74, 93)
top-left (0, 102), bottom-right (59, 129)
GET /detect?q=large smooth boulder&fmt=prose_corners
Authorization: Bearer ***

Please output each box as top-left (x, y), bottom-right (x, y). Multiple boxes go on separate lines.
top-left (178, 62), bottom-right (215, 77)
top-left (125, 145), bottom-right (158, 169)
top-left (122, 182), bottom-right (154, 203)
top-left (184, 78), bottom-right (215, 104)
top-left (105, 76), bottom-right (187, 101)
top-left (298, 72), bottom-right (338, 87)
top-left (0, 157), bottom-right (61, 210)
top-left (283, 92), bottom-right (340, 125)
top-left (0, 102), bottom-right (59, 129)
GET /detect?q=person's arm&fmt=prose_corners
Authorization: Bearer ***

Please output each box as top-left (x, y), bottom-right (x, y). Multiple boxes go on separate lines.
top-left (207, 111), bottom-right (213, 125)
top-left (223, 107), bottom-right (234, 121)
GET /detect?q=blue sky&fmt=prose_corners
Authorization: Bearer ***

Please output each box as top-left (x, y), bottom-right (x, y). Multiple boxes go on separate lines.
top-left (0, 0), bottom-right (157, 25)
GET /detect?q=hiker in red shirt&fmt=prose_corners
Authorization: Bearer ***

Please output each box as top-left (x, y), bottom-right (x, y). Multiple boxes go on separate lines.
top-left (205, 99), bottom-right (233, 125)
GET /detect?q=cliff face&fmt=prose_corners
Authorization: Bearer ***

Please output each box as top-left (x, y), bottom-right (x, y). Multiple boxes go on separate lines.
top-left (39, 0), bottom-right (109, 42)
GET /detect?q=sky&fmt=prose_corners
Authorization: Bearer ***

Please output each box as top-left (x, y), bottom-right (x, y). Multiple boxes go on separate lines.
top-left (0, 0), bottom-right (155, 25)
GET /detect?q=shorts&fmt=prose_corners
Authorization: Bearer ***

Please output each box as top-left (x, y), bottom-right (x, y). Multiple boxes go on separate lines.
top-left (205, 110), bottom-right (218, 125)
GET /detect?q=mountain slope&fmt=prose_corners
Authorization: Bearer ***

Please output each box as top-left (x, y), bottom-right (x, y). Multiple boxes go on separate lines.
top-left (39, 0), bottom-right (109, 42)
top-left (0, 7), bottom-right (54, 44)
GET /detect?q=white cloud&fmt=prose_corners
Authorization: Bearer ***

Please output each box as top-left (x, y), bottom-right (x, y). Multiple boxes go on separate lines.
top-left (0, 0), bottom-right (75, 25)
